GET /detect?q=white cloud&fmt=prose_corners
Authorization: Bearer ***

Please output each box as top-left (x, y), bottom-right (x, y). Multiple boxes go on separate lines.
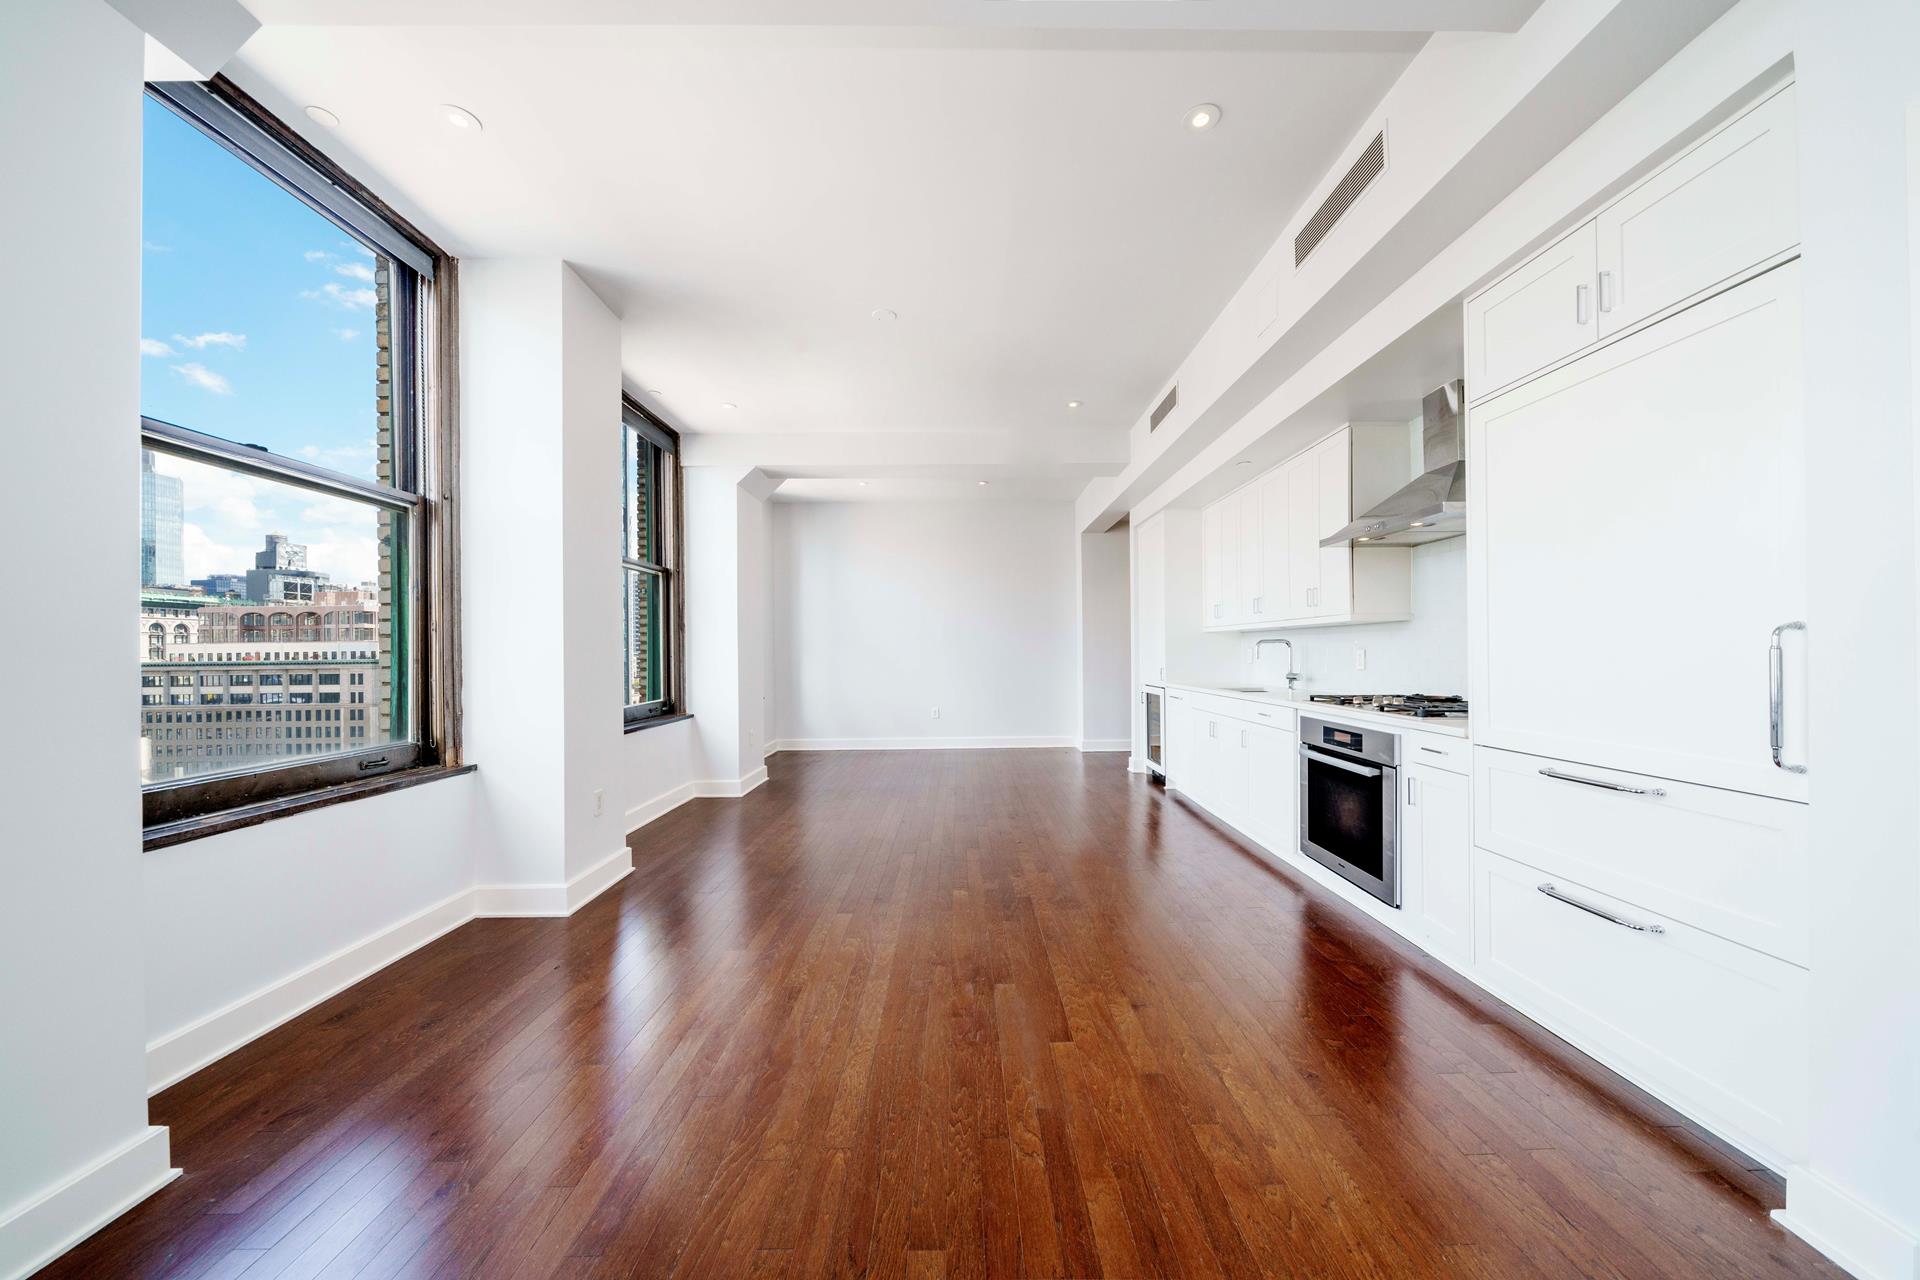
top-left (301, 282), bottom-right (378, 310)
top-left (179, 523), bottom-right (251, 584)
top-left (172, 362), bottom-right (233, 395)
top-left (295, 440), bottom-right (376, 473)
top-left (143, 240), bottom-right (172, 253)
top-left (333, 328), bottom-right (361, 342)
top-left (304, 249), bottom-right (333, 262)
top-left (334, 262), bottom-right (376, 283)
top-left (173, 331), bottom-right (247, 351)
top-left (140, 338), bottom-right (174, 357)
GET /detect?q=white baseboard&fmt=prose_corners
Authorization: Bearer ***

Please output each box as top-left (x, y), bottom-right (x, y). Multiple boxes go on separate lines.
top-left (694, 766), bottom-right (767, 798)
top-left (1078, 738), bottom-right (1131, 753)
top-left (0, 1126), bottom-right (175, 1280)
top-left (625, 780), bottom-right (697, 832)
top-left (1776, 1166), bottom-right (1920, 1280)
top-left (474, 846), bottom-right (633, 918)
top-left (145, 885), bottom-right (476, 1094)
top-left (766, 736), bottom-right (1076, 752)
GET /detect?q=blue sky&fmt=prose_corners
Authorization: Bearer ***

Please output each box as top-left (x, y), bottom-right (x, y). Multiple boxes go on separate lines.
top-left (142, 95), bottom-right (384, 585)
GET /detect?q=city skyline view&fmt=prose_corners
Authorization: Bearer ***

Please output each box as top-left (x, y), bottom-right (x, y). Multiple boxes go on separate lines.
top-left (142, 93), bottom-right (388, 588)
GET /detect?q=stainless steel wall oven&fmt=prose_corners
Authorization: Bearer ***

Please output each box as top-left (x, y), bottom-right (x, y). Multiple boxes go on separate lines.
top-left (1298, 716), bottom-right (1400, 907)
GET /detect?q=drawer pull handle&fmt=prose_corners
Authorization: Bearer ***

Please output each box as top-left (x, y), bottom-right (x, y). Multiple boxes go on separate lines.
top-left (1538, 883), bottom-right (1665, 935)
top-left (1539, 767), bottom-right (1665, 798)
top-left (1419, 746), bottom-right (1447, 755)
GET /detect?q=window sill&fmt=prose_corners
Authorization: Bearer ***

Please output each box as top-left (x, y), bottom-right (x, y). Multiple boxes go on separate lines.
top-left (143, 762), bottom-right (477, 852)
top-left (625, 712), bottom-right (693, 735)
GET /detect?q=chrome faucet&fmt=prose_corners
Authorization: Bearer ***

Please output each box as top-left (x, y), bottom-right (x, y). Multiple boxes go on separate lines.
top-left (1253, 637), bottom-right (1300, 692)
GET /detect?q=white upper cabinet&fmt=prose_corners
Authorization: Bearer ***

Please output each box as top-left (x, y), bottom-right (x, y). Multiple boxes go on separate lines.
top-left (1597, 85), bottom-right (1798, 337)
top-left (1257, 469), bottom-right (1291, 629)
top-left (1469, 262), bottom-right (1807, 801)
top-left (1466, 82), bottom-right (1798, 406)
top-left (1237, 486), bottom-right (1264, 623)
top-left (1466, 220), bottom-right (1598, 404)
top-left (1135, 513), bottom-right (1167, 688)
top-left (1199, 425), bottom-right (1411, 632)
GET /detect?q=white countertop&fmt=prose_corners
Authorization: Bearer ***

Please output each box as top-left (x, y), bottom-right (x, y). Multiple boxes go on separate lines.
top-left (1163, 682), bottom-right (1472, 740)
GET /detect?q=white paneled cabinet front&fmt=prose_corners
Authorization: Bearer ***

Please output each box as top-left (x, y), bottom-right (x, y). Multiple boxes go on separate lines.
top-left (1469, 263), bottom-right (1807, 802)
top-left (1198, 425), bottom-right (1410, 632)
top-left (1465, 219), bottom-right (1598, 405)
top-left (1595, 85), bottom-right (1797, 337)
top-left (1475, 851), bottom-right (1807, 1168)
top-left (1404, 763), bottom-right (1471, 968)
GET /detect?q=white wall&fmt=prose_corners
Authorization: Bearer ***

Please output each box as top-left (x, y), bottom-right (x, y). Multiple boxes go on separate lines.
top-left (683, 466), bottom-right (774, 788)
top-left (0, 3), bottom-right (174, 1275)
top-left (1784, 0), bottom-right (1920, 1274)
top-left (1228, 538), bottom-right (1467, 696)
top-left (770, 501), bottom-right (1079, 748)
top-left (1077, 528), bottom-right (1132, 749)
top-left (462, 260), bottom-right (636, 895)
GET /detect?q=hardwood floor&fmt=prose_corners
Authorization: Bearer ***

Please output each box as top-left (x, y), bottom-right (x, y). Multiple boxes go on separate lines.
top-left (48, 750), bottom-right (1841, 1279)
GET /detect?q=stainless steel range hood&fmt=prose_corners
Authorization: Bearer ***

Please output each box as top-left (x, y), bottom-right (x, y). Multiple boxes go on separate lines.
top-left (1322, 379), bottom-right (1466, 548)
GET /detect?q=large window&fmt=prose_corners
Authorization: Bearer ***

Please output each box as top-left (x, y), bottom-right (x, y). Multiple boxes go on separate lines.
top-left (140, 81), bottom-right (452, 831)
top-left (623, 401), bottom-right (681, 724)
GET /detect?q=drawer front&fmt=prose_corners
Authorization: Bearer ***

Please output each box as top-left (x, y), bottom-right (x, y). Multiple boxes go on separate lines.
top-left (1186, 692), bottom-right (1295, 730)
top-left (1476, 851), bottom-right (1806, 1166)
top-left (1474, 748), bottom-right (1806, 964)
top-left (1401, 729), bottom-right (1469, 775)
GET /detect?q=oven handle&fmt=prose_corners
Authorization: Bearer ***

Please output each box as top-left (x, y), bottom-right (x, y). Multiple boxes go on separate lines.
top-left (1299, 745), bottom-right (1382, 779)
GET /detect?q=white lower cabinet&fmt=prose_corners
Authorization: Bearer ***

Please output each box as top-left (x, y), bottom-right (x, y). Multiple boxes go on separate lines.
top-left (1404, 762), bottom-right (1471, 969)
top-left (1474, 850), bottom-right (1807, 1168)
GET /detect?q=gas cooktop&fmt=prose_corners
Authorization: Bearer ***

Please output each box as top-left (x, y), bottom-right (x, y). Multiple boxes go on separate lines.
top-left (1307, 693), bottom-right (1469, 719)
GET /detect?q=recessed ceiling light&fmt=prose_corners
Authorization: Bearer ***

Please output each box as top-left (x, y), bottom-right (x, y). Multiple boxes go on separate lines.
top-left (858, 481), bottom-right (869, 487)
top-left (1186, 103), bottom-right (1222, 132)
top-left (1066, 399), bottom-right (1083, 409)
top-left (1236, 459), bottom-right (1253, 468)
top-left (871, 308), bottom-right (898, 321)
top-left (978, 480), bottom-right (989, 487)
top-left (441, 104), bottom-right (484, 132)
top-left (646, 388), bottom-right (662, 396)
top-left (304, 106), bottom-right (340, 128)
top-left (721, 402), bottom-right (738, 411)
top-left (1409, 521), bottom-right (1427, 528)
top-left (1357, 536), bottom-right (1371, 542)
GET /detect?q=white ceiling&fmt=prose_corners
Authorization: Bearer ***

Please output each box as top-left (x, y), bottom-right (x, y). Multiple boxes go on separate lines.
top-left (225, 3), bottom-right (1531, 484)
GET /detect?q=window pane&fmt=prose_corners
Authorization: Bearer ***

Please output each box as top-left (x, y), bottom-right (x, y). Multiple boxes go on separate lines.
top-left (139, 451), bottom-right (409, 784)
top-left (141, 96), bottom-right (395, 484)
top-left (625, 429), bottom-right (658, 564)
top-left (624, 568), bottom-right (664, 708)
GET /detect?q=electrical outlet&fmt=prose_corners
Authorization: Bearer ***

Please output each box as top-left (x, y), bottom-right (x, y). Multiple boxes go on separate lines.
top-left (931, 707), bottom-right (942, 720)
top-left (592, 788), bottom-right (604, 817)
top-left (1353, 648), bottom-right (1367, 671)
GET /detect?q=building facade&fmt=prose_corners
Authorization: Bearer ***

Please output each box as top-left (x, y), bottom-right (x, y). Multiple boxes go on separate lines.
top-left (139, 449), bottom-right (184, 588)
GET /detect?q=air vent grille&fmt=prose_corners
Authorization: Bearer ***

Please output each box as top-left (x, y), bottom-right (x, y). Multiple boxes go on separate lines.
top-left (1149, 384), bottom-right (1178, 432)
top-left (1295, 129), bottom-right (1385, 268)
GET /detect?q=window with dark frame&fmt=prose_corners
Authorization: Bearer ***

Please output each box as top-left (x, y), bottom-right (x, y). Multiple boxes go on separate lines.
top-left (139, 80), bottom-right (453, 833)
top-left (623, 401), bottom-right (681, 724)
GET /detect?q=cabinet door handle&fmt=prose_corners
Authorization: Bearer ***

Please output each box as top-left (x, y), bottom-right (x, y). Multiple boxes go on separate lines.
top-left (1770, 621), bottom-right (1807, 774)
top-left (1537, 883), bottom-right (1665, 935)
top-left (1407, 776), bottom-right (1419, 806)
top-left (1576, 283), bottom-right (1591, 325)
top-left (1241, 729), bottom-right (1249, 748)
top-left (1538, 766), bottom-right (1665, 797)
top-left (1597, 269), bottom-right (1614, 314)
top-left (1209, 721), bottom-right (1217, 739)
top-left (1253, 596), bottom-right (1262, 613)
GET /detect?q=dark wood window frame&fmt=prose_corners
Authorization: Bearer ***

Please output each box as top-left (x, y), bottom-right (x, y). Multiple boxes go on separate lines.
top-left (623, 398), bottom-right (685, 728)
top-left (141, 77), bottom-right (464, 849)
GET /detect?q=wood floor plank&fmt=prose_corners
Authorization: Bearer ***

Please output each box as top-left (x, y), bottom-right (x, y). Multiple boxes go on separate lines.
top-left (43, 750), bottom-right (1845, 1280)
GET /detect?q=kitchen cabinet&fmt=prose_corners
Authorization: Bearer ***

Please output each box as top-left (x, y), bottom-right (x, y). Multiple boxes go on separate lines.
top-left (1465, 219), bottom-right (1598, 404)
top-left (1198, 425), bottom-right (1411, 632)
top-left (1244, 719), bottom-right (1297, 853)
top-left (1596, 84), bottom-right (1796, 337)
top-left (1404, 762), bottom-right (1471, 969)
top-left (1167, 692), bottom-right (1297, 850)
top-left (1474, 849), bottom-right (1806, 1170)
top-left (1135, 514), bottom-right (1167, 687)
top-left (1468, 262), bottom-right (1807, 802)
top-left (1164, 693), bottom-right (1195, 791)
top-left (1465, 80), bottom-right (1797, 405)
